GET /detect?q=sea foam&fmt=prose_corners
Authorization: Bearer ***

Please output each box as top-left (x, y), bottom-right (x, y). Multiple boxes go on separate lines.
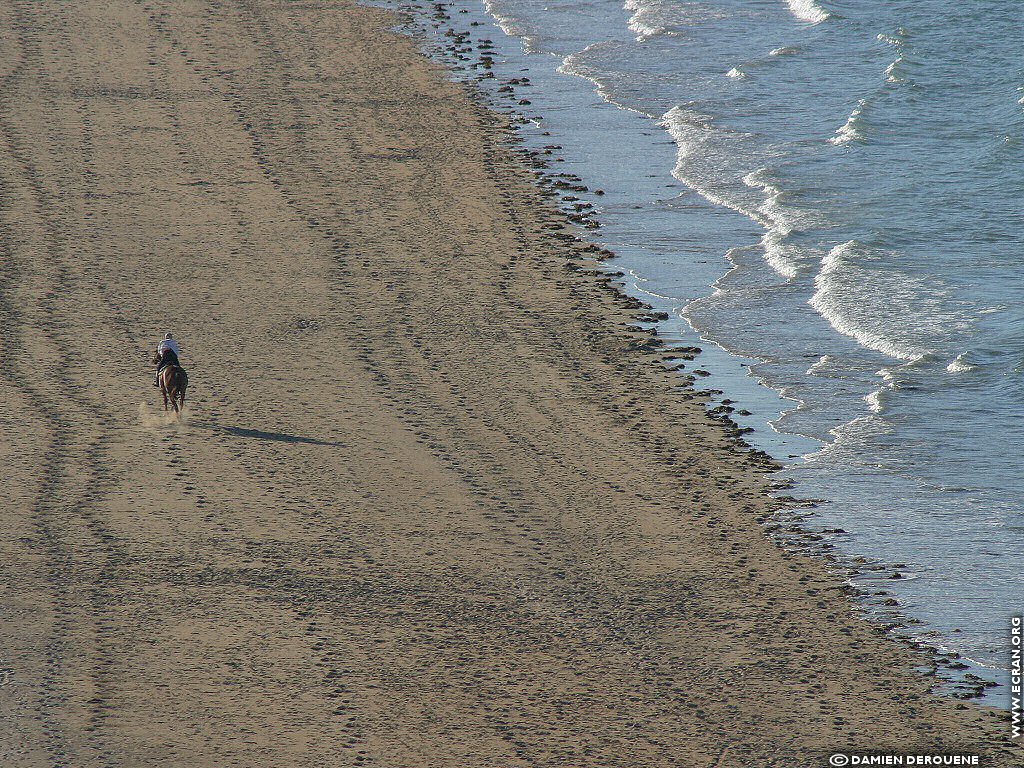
top-left (659, 106), bottom-right (761, 220)
top-left (804, 414), bottom-right (893, 463)
top-left (946, 354), bottom-right (978, 373)
top-left (623, 0), bottom-right (728, 41)
top-left (660, 105), bottom-right (817, 279)
top-left (884, 55), bottom-right (909, 84)
top-left (481, 0), bottom-right (519, 35)
top-left (785, 0), bottom-right (831, 24)
top-left (829, 99), bottom-right (869, 145)
top-left (878, 28), bottom-right (911, 84)
top-left (809, 241), bottom-right (971, 362)
top-left (559, 43), bottom-right (652, 115)
top-left (744, 167), bottom-right (818, 279)
top-left (865, 388), bottom-right (886, 413)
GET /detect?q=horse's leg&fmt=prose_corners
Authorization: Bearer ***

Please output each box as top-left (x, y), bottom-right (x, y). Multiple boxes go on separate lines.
top-left (179, 382), bottom-right (187, 412)
top-left (161, 378), bottom-right (169, 412)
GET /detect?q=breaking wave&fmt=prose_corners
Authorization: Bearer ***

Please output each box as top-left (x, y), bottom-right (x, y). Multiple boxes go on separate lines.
top-left (623, 0), bottom-right (729, 41)
top-left (829, 99), bottom-right (869, 145)
top-left (809, 241), bottom-right (972, 361)
top-left (785, 0), bottom-right (831, 25)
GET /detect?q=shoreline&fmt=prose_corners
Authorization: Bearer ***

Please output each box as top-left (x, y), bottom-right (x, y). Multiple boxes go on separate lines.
top-left (0, 0), bottom-right (1019, 765)
top-left (392, 0), bottom-right (1013, 705)
top-left (482, 0), bottom-right (1024, 693)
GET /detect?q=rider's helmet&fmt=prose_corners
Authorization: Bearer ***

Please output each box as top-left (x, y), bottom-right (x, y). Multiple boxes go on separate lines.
top-left (165, 332), bottom-right (173, 340)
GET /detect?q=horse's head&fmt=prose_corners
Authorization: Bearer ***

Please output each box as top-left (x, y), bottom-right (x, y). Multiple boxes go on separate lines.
top-left (151, 353), bottom-right (162, 365)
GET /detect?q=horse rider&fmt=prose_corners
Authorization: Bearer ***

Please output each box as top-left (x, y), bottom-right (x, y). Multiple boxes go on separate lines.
top-left (154, 332), bottom-right (181, 388)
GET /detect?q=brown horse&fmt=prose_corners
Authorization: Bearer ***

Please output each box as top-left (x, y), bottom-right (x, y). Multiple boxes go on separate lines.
top-left (153, 354), bottom-right (188, 415)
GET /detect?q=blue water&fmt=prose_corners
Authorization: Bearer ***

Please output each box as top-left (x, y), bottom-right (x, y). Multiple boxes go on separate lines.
top-left (384, 0), bottom-right (1024, 703)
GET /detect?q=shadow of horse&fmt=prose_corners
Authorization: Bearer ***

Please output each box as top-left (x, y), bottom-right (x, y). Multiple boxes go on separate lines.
top-left (217, 425), bottom-right (346, 447)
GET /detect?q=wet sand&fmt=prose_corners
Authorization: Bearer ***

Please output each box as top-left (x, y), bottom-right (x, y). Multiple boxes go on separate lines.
top-left (0, 1), bottom-right (1019, 765)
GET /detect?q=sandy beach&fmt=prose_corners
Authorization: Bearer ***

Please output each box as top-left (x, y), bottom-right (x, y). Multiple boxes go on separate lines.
top-left (0, 1), bottom-right (1019, 765)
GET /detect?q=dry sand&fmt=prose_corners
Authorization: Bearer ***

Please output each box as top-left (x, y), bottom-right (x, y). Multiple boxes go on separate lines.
top-left (0, 1), bottom-right (1019, 766)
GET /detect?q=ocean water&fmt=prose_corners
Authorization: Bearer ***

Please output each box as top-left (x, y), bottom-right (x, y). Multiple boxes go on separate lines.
top-left (384, 0), bottom-right (1024, 703)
